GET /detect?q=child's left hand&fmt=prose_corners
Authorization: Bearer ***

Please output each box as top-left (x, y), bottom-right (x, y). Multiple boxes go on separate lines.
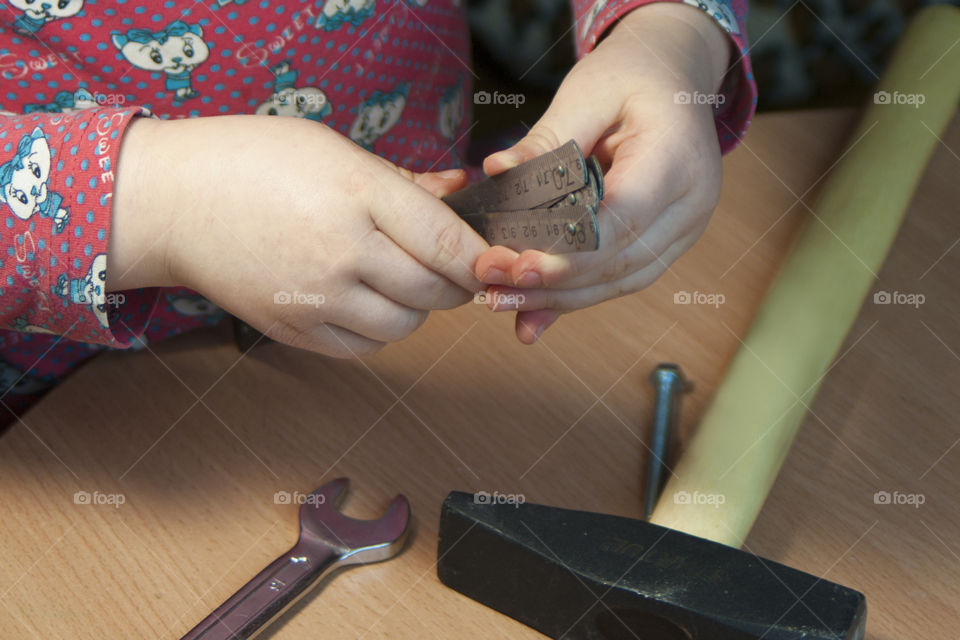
top-left (474, 2), bottom-right (734, 343)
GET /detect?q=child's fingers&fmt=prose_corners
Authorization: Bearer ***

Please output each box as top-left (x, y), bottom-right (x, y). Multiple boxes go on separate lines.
top-left (323, 284), bottom-right (429, 344)
top-left (273, 321), bottom-right (387, 359)
top-left (475, 198), bottom-right (667, 289)
top-left (515, 200), bottom-right (700, 291)
top-left (523, 138), bottom-right (688, 286)
top-left (474, 245), bottom-right (520, 283)
top-left (514, 309), bottom-right (562, 344)
top-left (482, 72), bottom-right (619, 176)
top-left (473, 204), bottom-right (629, 287)
top-left (359, 231), bottom-right (474, 310)
top-left (554, 207), bottom-right (709, 290)
top-left (370, 174), bottom-right (489, 294)
top-left (369, 154), bottom-right (466, 198)
top-left (481, 230), bottom-right (698, 312)
top-left (413, 168), bottom-right (467, 198)
top-left (478, 133), bottom-right (689, 289)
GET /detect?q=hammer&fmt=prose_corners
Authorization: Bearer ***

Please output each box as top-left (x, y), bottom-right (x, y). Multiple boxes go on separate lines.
top-left (437, 6), bottom-right (960, 638)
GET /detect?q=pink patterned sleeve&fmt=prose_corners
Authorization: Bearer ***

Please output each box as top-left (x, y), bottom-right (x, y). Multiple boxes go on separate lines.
top-left (0, 107), bottom-right (159, 346)
top-left (571, 0), bottom-right (757, 153)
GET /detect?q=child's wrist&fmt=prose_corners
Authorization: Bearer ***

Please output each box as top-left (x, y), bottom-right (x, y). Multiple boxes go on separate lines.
top-left (108, 117), bottom-right (176, 291)
top-left (605, 2), bottom-right (733, 95)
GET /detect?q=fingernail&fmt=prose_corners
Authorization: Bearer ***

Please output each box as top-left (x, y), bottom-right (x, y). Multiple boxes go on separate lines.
top-left (533, 324), bottom-right (547, 341)
top-left (435, 168), bottom-right (463, 180)
top-left (515, 271), bottom-right (542, 288)
top-left (480, 267), bottom-right (507, 284)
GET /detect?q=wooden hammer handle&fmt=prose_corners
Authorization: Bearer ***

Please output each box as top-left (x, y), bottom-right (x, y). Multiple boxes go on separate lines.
top-left (650, 4), bottom-right (960, 546)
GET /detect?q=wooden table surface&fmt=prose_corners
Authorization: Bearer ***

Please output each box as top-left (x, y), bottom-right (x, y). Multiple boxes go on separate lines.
top-left (1, 109), bottom-right (958, 639)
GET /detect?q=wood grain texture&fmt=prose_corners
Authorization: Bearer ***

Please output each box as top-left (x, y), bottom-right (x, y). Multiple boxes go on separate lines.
top-left (0, 109), bottom-right (957, 639)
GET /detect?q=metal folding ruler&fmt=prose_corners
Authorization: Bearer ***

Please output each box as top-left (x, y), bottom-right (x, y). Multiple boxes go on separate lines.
top-left (443, 139), bottom-right (603, 254)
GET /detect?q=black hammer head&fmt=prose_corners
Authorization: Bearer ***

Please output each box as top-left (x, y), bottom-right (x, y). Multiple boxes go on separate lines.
top-left (437, 492), bottom-right (865, 640)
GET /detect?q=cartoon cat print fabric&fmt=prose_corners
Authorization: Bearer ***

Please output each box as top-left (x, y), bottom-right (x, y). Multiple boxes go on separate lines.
top-left (111, 20), bottom-right (211, 105)
top-left (256, 61), bottom-right (332, 121)
top-left (349, 83), bottom-right (408, 150)
top-left (682, 0), bottom-right (740, 33)
top-left (0, 126), bottom-right (69, 232)
top-left (315, 0), bottom-right (377, 31)
top-left (24, 89), bottom-right (98, 114)
top-left (54, 253), bottom-right (108, 327)
top-left (0, 0), bottom-right (754, 424)
top-left (437, 80), bottom-right (463, 141)
top-left (9, 0), bottom-right (84, 35)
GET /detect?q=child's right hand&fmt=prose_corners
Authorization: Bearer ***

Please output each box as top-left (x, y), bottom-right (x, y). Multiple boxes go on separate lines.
top-left (108, 115), bottom-right (488, 357)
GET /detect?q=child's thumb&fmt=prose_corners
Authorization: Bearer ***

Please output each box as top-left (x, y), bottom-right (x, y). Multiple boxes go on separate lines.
top-left (482, 103), bottom-right (606, 177)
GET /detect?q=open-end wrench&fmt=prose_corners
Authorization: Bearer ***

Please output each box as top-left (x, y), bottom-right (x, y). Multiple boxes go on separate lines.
top-left (181, 478), bottom-right (410, 640)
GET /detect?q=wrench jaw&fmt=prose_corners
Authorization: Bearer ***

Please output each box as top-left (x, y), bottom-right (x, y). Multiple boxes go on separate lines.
top-left (336, 495), bottom-right (411, 567)
top-left (297, 479), bottom-right (411, 565)
top-left (299, 477), bottom-right (351, 520)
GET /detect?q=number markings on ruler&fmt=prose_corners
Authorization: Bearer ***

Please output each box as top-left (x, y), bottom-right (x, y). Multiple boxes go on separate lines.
top-left (460, 203), bottom-right (599, 253)
top-left (443, 140), bottom-right (604, 254)
top-left (443, 141), bottom-right (588, 214)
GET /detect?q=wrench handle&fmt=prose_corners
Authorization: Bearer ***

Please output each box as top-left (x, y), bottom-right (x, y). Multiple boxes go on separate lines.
top-left (181, 543), bottom-right (339, 640)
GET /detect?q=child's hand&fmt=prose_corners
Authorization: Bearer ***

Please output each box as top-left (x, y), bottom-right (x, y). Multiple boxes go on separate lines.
top-left (475, 2), bottom-right (733, 343)
top-left (109, 115), bottom-right (488, 357)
